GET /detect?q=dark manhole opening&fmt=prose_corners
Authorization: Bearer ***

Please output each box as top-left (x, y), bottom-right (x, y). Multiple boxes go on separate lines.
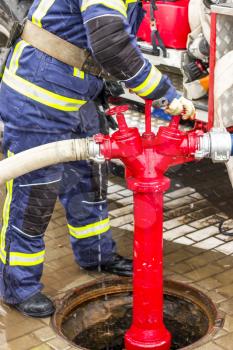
top-left (52, 278), bottom-right (224, 350)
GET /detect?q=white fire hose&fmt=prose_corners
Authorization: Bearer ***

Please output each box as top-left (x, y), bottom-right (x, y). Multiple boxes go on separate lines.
top-left (0, 138), bottom-right (101, 185)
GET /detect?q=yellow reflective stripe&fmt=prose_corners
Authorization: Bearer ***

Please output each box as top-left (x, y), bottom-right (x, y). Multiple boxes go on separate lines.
top-left (73, 67), bottom-right (85, 80)
top-left (0, 249), bottom-right (6, 264)
top-left (10, 251), bottom-right (45, 266)
top-left (68, 218), bottom-right (110, 239)
top-left (9, 40), bottom-right (29, 74)
top-left (81, 0), bottom-right (127, 17)
top-left (0, 152), bottom-right (45, 267)
top-left (0, 150), bottom-right (14, 262)
top-left (126, 0), bottom-right (137, 7)
top-left (3, 68), bottom-right (87, 112)
top-left (131, 65), bottom-right (162, 97)
top-left (11, 251), bottom-right (45, 258)
top-left (0, 249), bottom-right (45, 266)
top-left (32, 0), bottom-right (56, 28)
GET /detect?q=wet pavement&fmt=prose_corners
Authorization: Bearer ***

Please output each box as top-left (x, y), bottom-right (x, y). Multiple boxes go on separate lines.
top-left (1, 113), bottom-right (233, 349)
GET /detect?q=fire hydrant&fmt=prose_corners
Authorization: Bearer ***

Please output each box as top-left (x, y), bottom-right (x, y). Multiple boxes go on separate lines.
top-left (94, 101), bottom-right (233, 350)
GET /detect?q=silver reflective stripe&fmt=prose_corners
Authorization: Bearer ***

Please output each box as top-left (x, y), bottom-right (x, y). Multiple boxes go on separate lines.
top-left (81, 0), bottom-right (127, 17)
top-left (32, 0), bottom-right (56, 28)
top-left (19, 178), bottom-right (62, 187)
top-left (12, 225), bottom-right (44, 238)
top-left (132, 65), bottom-right (162, 97)
top-left (82, 200), bottom-right (107, 204)
top-left (3, 68), bottom-right (87, 112)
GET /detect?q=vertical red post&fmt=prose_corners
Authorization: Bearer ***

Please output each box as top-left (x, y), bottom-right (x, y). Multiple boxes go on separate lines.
top-left (125, 190), bottom-right (171, 350)
top-left (208, 12), bottom-right (217, 131)
top-left (145, 100), bottom-right (153, 134)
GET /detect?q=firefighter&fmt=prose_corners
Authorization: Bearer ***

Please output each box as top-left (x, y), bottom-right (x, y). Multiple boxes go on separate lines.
top-left (0, 0), bottom-right (195, 318)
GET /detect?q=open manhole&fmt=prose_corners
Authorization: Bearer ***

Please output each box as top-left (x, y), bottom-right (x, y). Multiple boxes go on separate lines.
top-left (52, 277), bottom-right (224, 350)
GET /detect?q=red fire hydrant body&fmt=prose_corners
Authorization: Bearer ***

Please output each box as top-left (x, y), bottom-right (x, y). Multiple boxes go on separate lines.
top-left (95, 103), bottom-right (204, 350)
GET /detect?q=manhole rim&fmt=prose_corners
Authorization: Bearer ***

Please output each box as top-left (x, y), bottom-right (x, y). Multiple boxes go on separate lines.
top-left (51, 277), bottom-right (225, 350)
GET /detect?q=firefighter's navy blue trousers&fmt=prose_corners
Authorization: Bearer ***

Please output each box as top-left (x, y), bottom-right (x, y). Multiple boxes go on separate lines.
top-left (0, 46), bottom-right (115, 304)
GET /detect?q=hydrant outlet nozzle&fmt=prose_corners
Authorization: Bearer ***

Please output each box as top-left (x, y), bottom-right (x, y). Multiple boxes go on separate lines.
top-left (88, 137), bottom-right (106, 164)
top-left (195, 128), bottom-right (233, 162)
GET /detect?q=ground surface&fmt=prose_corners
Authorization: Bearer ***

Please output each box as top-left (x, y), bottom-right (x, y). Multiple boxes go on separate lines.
top-left (1, 113), bottom-right (233, 349)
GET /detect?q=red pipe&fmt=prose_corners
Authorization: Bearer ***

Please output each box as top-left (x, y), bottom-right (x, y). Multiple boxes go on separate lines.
top-left (125, 190), bottom-right (171, 350)
top-left (208, 12), bottom-right (217, 131)
top-left (145, 99), bottom-right (153, 134)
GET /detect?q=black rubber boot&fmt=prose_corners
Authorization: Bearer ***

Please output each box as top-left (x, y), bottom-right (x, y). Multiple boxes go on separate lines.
top-left (14, 292), bottom-right (55, 318)
top-left (85, 253), bottom-right (133, 277)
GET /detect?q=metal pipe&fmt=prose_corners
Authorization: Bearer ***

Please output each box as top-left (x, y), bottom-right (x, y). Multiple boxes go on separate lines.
top-left (207, 12), bottom-right (217, 131)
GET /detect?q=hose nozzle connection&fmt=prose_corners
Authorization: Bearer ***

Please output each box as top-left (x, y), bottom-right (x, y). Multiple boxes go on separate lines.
top-left (195, 128), bottom-right (233, 162)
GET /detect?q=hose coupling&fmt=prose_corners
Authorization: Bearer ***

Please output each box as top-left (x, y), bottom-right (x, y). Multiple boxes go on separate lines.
top-left (195, 127), bottom-right (232, 162)
top-left (88, 137), bottom-right (106, 164)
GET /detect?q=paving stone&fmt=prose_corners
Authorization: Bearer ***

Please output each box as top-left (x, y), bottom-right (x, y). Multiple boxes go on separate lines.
top-left (185, 265), bottom-right (223, 282)
top-left (117, 189), bottom-right (133, 197)
top-left (164, 207), bottom-right (218, 230)
top-left (217, 284), bottom-right (233, 299)
top-left (216, 234), bottom-right (233, 242)
top-left (107, 193), bottom-right (122, 201)
top-left (164, 199), bottom-right (209, 221)
top-left (164, 195), bottom-right (196, 210)
top-left (8, 334), bottom-right (41, 350)
top-left (5, 318), bottom-right (44, 341)
top-left (194, 342), bottom-right (224, 350)
top-left (166, 187), bottom-right (195, 199)
top-left (193, 237), bottom-right (223, 250)
top-left (34, 327), bottom-right (57, 342)
top-left (163, 225), bottom-right (195, 241)
top-left (213, 328), bottom-right (228, 339)
top-left (107, 184), bottom-right (125, 194)
top-left (215, 268), bottom-right (233, 285)
top-left (206, 290), bottom-right (227, 304)
top-left (120, 224), bottom-right (134, 231)
top-left (110, 204), bottom-right (133, 218)
top-left (116, 196), bottom-right (133, 206)
top-left (173, 236), bottom-right (194, 245)
top-left (110, 214), bottom-right (134, 227)
top-left (190, 253), bottom-right (218, 269)
top-left (167, 261), bottom-right (194, 274)
top-left (215, 332), bottom-right (233, 349)
top-left (164, 249), bottom-right (193, 265)
top-left (31, 345), bottom-right (54, 350)
top-left (219, 298), bottom-right (233, 316)
top-left (189, 215), bottom-right (224, 229)
top-left (216, 241), bottom-right (233, 255)
top-left (223, 315), bottom-right (233, 332)
top-left (190, 192), bottom-right (205, 200)
top-left (187, 226), bottom-right (219, 242)
top-left (47, 336), bottom-right (71, 350)
top-left (217, 255), bottom-right (233, 269)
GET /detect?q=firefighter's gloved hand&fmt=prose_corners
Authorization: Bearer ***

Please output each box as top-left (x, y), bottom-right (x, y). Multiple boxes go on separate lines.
top-left (165, 96), bottom-right (196, 120)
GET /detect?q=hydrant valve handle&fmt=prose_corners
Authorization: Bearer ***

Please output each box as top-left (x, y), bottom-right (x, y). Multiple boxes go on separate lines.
top-left (106, 105), bottom-right (129, 116)
top-left (106, 105), bottom-right (130, 133)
